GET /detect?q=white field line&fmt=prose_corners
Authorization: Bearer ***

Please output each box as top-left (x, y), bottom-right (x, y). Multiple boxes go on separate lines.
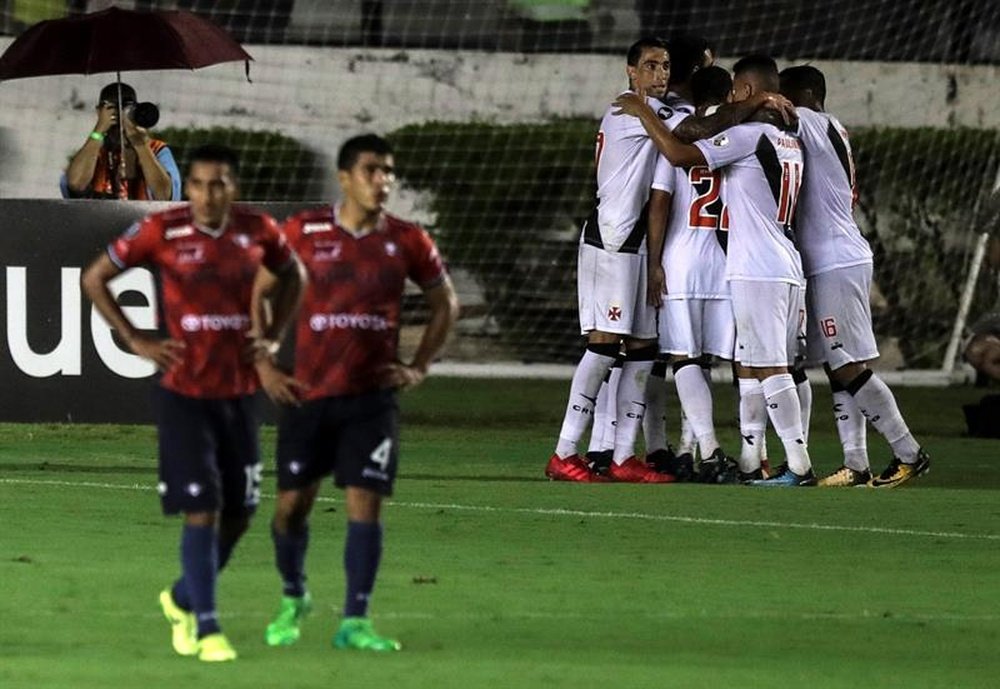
top-left (2, 476), bottom-right (998, 542)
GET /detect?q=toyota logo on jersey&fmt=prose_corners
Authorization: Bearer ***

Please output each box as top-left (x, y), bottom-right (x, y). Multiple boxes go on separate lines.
top-left (180, 314), bottom-right (251, 332)
top-left (309, 313), bottom-right (391, 332)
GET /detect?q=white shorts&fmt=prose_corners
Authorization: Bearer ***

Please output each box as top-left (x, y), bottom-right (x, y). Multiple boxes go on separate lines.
top-left (730, 280), bottom-right (806, 368)
top-left (578, 243), bottom-right (656, 339)
top-left (659, 298), bottom-right (735, 360)
top-left (806, 263), bottom-right (879, 370)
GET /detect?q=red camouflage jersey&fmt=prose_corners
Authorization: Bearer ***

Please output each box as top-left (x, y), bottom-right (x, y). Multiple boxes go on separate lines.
top-left (284, 205), bottom-right (446, 399)
top-left (108, 204), bottom-right (293, 398)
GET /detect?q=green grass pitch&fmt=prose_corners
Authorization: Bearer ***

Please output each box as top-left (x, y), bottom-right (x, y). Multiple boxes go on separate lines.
top-left (2, 378), bottom-right (999, 689)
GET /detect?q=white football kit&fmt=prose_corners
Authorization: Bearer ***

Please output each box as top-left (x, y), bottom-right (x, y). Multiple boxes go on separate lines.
top-left (578, 91), bottom-right (688, 337)
top-left (654, 95), bottom-right (735, 359)
top-left (794, 107), bottom-right (878, 369)
top-left (694, 121), bottom-right (806, 367)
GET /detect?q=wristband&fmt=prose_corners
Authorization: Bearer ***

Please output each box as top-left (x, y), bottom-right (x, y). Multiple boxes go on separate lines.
top-left (89, 131), bottom-right (105, 142)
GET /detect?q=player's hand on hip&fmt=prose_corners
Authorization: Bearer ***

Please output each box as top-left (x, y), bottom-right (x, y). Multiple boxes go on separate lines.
top-left (128, 333), bottom-right (185, 371)
top-left (378, 361), bottom-right (426, 390)
top-left (612, 90), bottom-right (647, 118)
top-left (758, 92), bottom-right (798, 125)
top-left (647, 265), bottom-right (666, 308)
top-left (255, 359), bottom-right (308, 406)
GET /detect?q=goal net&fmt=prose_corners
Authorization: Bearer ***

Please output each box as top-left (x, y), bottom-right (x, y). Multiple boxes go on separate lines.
top-left (2, 0), bottom-right (998, 375)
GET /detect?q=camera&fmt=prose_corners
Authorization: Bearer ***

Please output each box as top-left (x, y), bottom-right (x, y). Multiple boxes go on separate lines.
top-left (124, 102), bottom-right (160, 129)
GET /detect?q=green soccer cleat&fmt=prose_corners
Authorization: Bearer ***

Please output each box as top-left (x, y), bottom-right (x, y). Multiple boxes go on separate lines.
top-left (264, 593), bottom-right (313, 647)
top-left (158, 588), bottom-right (197, 657)
top-left (818, 465), bottom-right (873, 487)
top-left (197, 632), bottom-right (237, 662)
top-left (333, 617), bottom-right (402, 652)
top-left (868, 450), bottom-right (931, 488)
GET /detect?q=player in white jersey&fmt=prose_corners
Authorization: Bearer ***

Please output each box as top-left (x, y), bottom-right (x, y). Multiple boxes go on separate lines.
top-left (615, 55), bottom-right (816, 487)
top-left (780, 65), bottom-right (930, 488)
top-left (546, 37), bottom-right (682, 484)
top-left (649, 65), bottom-right (741, 484)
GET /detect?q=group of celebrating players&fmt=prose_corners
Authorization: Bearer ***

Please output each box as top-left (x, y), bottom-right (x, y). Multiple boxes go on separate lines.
top-left (545, 36), bottom-right (931, 488)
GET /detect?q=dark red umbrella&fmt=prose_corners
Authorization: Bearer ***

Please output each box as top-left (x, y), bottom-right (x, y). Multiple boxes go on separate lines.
top-left (0, 6), bottom-right (253, 81)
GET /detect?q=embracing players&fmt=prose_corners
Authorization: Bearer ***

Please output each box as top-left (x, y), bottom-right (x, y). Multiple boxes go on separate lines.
top-left (779, 65), bottom-right (929, 487)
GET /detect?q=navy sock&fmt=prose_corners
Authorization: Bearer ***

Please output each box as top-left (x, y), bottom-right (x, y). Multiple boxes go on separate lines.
top-left (272, 521), bottom-right (310, 597)
top-left (171, 522), bottom-right (243, 611)
top-left (180, 523), bottom-right (220, 638)
top-left (343, 521), bottom-right (382, 618)
top-left (170, 577), bottom-right (190, 611)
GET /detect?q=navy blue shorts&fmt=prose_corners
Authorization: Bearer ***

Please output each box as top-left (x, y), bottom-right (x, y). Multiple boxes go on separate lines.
top-left (152, 385), bottom-right (262, 517)
top-left (276, 389), bottom-right (399, 496)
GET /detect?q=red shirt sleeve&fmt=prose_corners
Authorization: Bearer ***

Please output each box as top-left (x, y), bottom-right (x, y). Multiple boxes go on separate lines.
top-left (108, 215), bottom-right (161, 269)
top-left (259, 213), bottom-right (294, 272)
top-left (406, 226), bottom-right (446, 288)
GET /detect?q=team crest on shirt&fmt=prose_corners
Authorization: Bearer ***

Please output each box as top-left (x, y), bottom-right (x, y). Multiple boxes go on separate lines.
top-left (711, 134), bottom-right (730, 147)
top-left (231, 233), bottom-right (251, 248)
top-left (607, 305), bottom-right (622, 321)
top-left (656, 106), bottom-right (673, 121)
top-left (384, 241), bottom-right (398, 256)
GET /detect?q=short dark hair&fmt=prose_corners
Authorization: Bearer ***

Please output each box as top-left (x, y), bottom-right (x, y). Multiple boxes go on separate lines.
top-left (337, 133), bottom-right (393, 171)
top-left (691, 66), bottom-right (733, 109)
top-left (667, 34), bottom-right (711, 86)
top-left (780, 65), bottom-right (826, 103)
top-left (98, 82), bottom-right (136, 105)
top-left (732, 54), bottom-right (779, 91)
top-left (626, 36), bottom-right (668, 67)
top-left (187, 144), bottom-right (240, 176)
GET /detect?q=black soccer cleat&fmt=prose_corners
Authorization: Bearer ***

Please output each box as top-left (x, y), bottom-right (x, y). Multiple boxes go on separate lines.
top-left (696, 449), bottom-right (740, 484)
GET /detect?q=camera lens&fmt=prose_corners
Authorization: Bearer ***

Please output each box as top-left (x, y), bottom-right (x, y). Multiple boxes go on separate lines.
top-left (129, 102), bottom-right (160, 129)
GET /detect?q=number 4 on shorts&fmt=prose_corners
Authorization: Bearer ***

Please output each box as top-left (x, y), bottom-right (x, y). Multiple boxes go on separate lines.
top-left (369, 438), bottom-right (392, 470)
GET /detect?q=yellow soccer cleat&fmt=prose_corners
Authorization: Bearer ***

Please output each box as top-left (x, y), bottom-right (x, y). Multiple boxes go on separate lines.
top-left (197, 632), bottom-right (238, 662)
top-left (158, 589), bottom-right (197, 657)
top-left (818, 465), bottom-right (873, 487)
top-left (868, 450), bottom-right (931, 489)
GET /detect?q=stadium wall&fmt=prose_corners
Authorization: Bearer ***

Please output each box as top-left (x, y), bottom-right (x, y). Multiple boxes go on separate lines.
top-left (0, 39), bottom-right (998, 201)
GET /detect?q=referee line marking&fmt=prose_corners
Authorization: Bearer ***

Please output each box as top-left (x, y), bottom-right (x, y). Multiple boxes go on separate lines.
top-left (2, 476), bottom-right (998, 542)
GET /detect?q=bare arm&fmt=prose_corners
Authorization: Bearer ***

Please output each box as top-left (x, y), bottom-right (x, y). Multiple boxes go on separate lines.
top-left (250, 255), bottom-right (309, 405)
top-left (380, 276), bottom-right (459, 389)
top-left (671, 92), bottom-right (795, 143)
top-left (65, 104), bottom-right (116, 194)
top-left (646, 189), bottom-right (672, 308)
top-left (81, 252), bottom-right (185, 369)
top-left (125, 118), bottom-right (173, 201)
top-left (612, 93), bottom-right (707, 168)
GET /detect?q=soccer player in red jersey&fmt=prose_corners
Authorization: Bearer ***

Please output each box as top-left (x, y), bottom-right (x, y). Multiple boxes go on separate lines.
top-left (81, 144), bottom-right (306, 662)
top-left (259, 134), bottom-right (458, 651)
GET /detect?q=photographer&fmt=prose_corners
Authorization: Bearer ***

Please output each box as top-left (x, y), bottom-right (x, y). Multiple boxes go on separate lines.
top-left (61, 82), bottom-right (181, 201)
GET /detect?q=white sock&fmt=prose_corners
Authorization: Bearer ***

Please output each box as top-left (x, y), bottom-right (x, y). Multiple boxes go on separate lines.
top-left (832, 389), bottom-right (869, 471)
top-left (587, 378), bottom-right (609, 454)
top-left (849, 371), bottom-right (921, 461)
top-left (642, 364), bottom-right (669, 453)
top-left (737, 378), bottom-right (767, 473)
top-left (796, 376), bottom-right (813, 445)
top-left (555, 349), bottom-right (615, 458)
top-left (675, 364), bottom-right (719, 458)
top-left (612, 356), bottom-right (654, 463)
top-left (600, 362), bottom-right (622, 451)
top-left (678, 409), bottom-right (697, 456)
top-left (761, 373), bottom-right (812, 475)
